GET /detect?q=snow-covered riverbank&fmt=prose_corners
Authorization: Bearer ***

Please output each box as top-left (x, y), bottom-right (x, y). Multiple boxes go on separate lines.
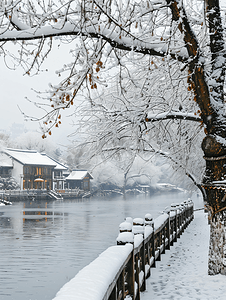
top-left (141, 210), bottom-right (226, 300)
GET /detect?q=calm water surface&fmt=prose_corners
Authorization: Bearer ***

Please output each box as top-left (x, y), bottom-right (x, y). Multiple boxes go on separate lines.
top-left (0, 192), bottom-right (203, 300)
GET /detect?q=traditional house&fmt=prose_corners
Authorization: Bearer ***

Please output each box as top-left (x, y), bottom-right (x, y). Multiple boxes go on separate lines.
top-left (4, 148), bottom-right (57, 190)
top-left (41, 154), bottom-right (68, 190)
top-left (65, 170), bottom-right (93, 191)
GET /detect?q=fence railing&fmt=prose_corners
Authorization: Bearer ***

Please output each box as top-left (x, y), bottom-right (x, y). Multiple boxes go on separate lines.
top-left (0, 189), bottom-right (46, 198)
top-left (0, 188), bottom-right (85, 201)
top-left (53, 199), bottom-right (194, 300)
top-left (55, 188), bottom-right (80, 195)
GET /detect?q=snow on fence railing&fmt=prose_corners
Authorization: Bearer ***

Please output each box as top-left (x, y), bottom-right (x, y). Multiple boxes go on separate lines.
top-left (53, 199), bottom-right (194, 300)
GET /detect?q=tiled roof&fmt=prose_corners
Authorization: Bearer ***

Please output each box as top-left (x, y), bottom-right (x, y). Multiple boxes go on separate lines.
top-left (0, 153), bottom-right (13, 168)
top-left (5, 148), bottom-right (57, 167)
top-left (41, 153), bottom-right (68, 170)
top-left (66, 170), bottom-right (93, 180)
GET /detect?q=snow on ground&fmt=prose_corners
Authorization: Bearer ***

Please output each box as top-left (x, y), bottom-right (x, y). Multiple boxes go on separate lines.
top-left (141, 210), bottom-right (226, 300)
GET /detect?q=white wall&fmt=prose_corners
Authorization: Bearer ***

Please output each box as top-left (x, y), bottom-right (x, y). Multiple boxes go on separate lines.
top-left (11, 160), bottom-right (23, 190)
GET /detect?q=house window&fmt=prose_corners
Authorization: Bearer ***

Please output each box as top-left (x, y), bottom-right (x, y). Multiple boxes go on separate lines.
top-left (36, 167), bottom-right (43, 175)
top-left (24, 166), bottom-right (28, 174)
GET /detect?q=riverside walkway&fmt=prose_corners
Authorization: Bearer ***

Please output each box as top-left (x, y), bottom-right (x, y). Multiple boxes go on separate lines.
top-left (141, 210), bottom-right (226, 300)
top-left (52, 207), bottom-right (226, 300)
top-left (53, 200), bottom-right (195, 300)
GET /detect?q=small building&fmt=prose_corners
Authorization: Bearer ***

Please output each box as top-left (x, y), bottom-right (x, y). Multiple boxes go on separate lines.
top-left (4, 148), bottom-right (57, 190)
top-left (41, 154), bottom-right (68, 190)
top-left (65, 170), bottom-right (93, 191)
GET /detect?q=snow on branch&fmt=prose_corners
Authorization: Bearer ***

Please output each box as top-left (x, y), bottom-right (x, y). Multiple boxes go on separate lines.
top-left (0, 21), bottom-right (188, 60)
top-left (9, 10), bottom-right (30, 31)
top-left (146, 111), bottom-right (202, 122)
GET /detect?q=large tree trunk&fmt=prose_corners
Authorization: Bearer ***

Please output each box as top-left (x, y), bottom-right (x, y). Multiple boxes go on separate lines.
top-left (202, 135), bottom-right (226, 275)
top-left (208, 213), bottom-right (226, 275)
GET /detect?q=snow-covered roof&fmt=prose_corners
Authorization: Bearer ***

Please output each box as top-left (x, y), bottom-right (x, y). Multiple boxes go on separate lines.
top-left (66, 170), bottom-right (93, 181)
top-left (0, 153), bottom-right (13, 168)
top-left (41, 154), bottom-right (68, 170)
top-left (5, 148), bottom-right (57, 167)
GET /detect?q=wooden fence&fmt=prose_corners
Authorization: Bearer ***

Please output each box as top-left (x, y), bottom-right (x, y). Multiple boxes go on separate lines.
top-left (0, 188), bottom-right (90, 201)
top-left (0, 189), bottom-right (47, 201)
top-left (53, 199), bottom-right (194, 300)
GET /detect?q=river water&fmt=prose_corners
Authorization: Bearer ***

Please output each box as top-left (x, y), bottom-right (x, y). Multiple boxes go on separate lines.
top-left (0, 192), bottom-right (203, 300)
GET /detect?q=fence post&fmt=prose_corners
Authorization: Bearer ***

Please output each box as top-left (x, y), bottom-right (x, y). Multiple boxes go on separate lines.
top-left (176, 204), bottom-right (182, 238)
top-left (175, 208), bottom-right (178, 243)
top-left (132, 218), bottom-right (146, 294)
top-left (170, 204), bottom-right (177, 243)
top-left (109, 286), bottom-right (117, 300)
top-left (188, 199), bottom-right (194, 220)
top-left (144, 214), bottom-right (154, 277)
top-left (116, 221), bottom-right (135, 300)
top-left (127, 251), bottom-right (135, 300)
top-left (166, 212), bottom-right (170, 250)
top-left (140, 239), bottom-right (146, 292)
top-left (145, 241), bottom-right (151, 278)
top-left (121, 269), bottom-right (125, 300)
top-left (156, 231), bottom-right (161, 261)
top-left (135, 254), bottom-right (140, 300)
top-left (184, 200), bottom-right (188, 228)
top-left (151, 221), bottom-right (156, 268)
top-left (162, 222), bottom-right (166, 255)
top-left (145, 214), bottom-right (154, 227)
top-left (180, 203), bottom-right (185, 233)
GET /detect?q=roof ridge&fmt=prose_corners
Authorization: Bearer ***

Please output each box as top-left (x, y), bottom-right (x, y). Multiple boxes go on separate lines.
top-left (6, 148), bottom-right (37, 153)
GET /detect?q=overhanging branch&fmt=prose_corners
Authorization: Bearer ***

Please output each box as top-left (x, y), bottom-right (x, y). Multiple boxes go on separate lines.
top-left (145, 111), bottom-right (202, 122)
top-left (0, 21), bottom-right (188, 61)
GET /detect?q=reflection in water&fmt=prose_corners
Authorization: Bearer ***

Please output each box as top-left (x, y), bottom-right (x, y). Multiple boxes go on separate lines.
top-left (0, 193), bottom-right (203, 300)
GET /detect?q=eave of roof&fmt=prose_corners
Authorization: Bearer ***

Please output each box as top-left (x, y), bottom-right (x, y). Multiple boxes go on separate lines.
top-left (5, 148), bottom-right (57, 167)
top-left (41, 153), bottom-right (68, 170)
top-left (66, 170), bottom-right (93, 181)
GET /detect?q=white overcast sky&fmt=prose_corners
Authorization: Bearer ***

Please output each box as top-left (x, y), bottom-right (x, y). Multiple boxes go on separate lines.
top-left (0, 45), bottom-right (77, 147)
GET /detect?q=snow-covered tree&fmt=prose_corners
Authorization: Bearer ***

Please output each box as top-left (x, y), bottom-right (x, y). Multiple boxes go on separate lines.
top-left (74, 59), bottom-right (205, 193)
top-left (0, 176), bottom-right (19, 190)
top-left (0, 132), bottom-right (12, 148)
top-left (14, 131), bottom-right (62, 159)
top-left (1, 0), bottom-right (226, 274)
top-left (87, 153), bottom-right (163, 194)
